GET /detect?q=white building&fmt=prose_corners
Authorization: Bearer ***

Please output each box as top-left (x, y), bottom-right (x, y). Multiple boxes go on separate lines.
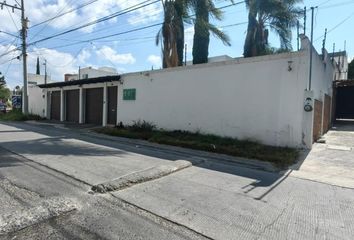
top-left (36, 35), bottom-right (336, 149)
top-left (65, 66), bottom-right (118, 81)
top-left (186, 55), bottom-right (234, 66)
top-left (28, 73), bottom-right (52, 86)
top-left (329, 51), bottom-right (348, 80)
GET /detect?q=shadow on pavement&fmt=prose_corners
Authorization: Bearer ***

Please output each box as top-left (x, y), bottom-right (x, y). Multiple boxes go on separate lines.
top-left (0, 121), bottom-right (288, 191)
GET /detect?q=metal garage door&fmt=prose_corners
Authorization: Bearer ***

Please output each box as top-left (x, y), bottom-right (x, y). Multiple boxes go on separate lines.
top-left (66, 90), bottom-right (79, 123)
top-left (85, 88), bottom-right (103, 125)
top-left (336, 86), bottom-right (354, 119)
top-left (107, 86), bottom-right (117, 125)
top-left (51, 91), bottom-right (60, 121)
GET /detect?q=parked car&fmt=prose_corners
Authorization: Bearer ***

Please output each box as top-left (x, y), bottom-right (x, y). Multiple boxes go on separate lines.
top-left (0, 103), bottom-right (6, 113)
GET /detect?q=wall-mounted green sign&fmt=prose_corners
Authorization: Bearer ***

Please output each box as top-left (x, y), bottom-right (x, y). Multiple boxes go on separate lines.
top-left (123, 88), bottom-right (136, 100)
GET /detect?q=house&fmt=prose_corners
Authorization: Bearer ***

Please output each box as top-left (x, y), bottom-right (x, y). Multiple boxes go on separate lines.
top-left (186, 55), bottom-right (234, 65)
top-left (37, 35), bottom-right (336, 149)
top-left (28, 73), bottom-right (52, 86)
top-left (329, 51), bottom-right (348, 81)
top-left (64, 66), bottom-right (118, 81)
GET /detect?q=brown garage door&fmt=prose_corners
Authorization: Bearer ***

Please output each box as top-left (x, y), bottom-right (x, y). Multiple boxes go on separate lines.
top-left (323, 94), bottom-right (331, 133)
top-left (66, 90), bottom-right (79, 123)
top-left (85, 88), bottom-right (103, 125)
top-left (51, 91), bottom-right (60, 121)
top-left (313, 100), bottom-right (323, 142)
top-left (107, 86), bottom-right (117, 125)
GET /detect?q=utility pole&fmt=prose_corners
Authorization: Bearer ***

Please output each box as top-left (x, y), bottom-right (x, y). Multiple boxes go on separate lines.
top-left (43, 59), bottom-right (47, 85)
top-left (20, 0), bottom-right (28, 114)
top-left (308, 6), bottom-right (317, 91)
top-left (0, 1), bottom-right (26, 112)
top-left (303, 7), bottom-right (307, 35)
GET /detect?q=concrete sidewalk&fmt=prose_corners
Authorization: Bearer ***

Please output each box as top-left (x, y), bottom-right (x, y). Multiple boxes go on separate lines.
top-left (290, 122), bottom-right (354, 188)
top-left (111, 159), bottom-right (354, 240)
top-left (1, 121), bottom-right (354, 239)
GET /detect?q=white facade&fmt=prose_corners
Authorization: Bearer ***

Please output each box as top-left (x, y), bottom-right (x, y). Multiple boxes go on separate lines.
top-left (28, 73), bottom-right (51, 85)
top-left (117, 36), bottom-right (334, 148)
top-left (186, 55), bottom-right (234, 66)
top-left (28, 85), bottom-right (47, 117)
top-left (79, 67), bottom-right (117, 79)
top-left (38, 36), bottom-right (335, 149)
top-left (65, 67), bottom-right (118, 81)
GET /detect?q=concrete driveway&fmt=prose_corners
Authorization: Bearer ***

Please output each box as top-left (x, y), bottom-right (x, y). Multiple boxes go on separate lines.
top-left (291, 121), bottom-right (354, 188)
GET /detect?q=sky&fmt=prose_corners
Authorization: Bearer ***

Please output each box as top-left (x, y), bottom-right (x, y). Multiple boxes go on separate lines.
top-left (0, 0), bottom-right (353, 89)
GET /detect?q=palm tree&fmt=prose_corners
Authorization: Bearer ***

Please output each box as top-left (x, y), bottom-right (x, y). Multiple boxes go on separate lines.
top-left (244, 0), bottom-right (302, 58)
top-left (156, 0), bottom-right (188, 68)
top-left (156, 0), bottom-right (179, 68)
top-left (188, 0), bottom-right (232, 64)
top-left (157, 0), bottom-right (232, 67)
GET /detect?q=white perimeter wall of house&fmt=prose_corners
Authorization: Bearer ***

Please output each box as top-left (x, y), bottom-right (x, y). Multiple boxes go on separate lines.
top-left (118, 52), bottom-right (309, 148)
top-left (310, 49), bottom-right (335, 100)
top-left (28, 86), bottom-right (47, 118)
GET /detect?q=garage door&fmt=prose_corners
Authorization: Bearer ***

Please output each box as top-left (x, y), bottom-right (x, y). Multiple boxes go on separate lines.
top-left (336, 86), bottom-right (354, 119)
top-left (66, 90), bottom-right (79, 123)
top-left (107, 86), bottom-right (117, 125)
top-left (313, 100), bottom-right (323, 142)
top-left (85, 88), bottom-right (103, 125)
top-left (51, 91), bottom-right (60, 121)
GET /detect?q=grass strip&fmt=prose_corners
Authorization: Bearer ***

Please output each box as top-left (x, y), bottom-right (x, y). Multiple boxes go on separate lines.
top-left (95, 127), bottom-right (298, 168)
top-left (0, 110), bottom-right (43, 121)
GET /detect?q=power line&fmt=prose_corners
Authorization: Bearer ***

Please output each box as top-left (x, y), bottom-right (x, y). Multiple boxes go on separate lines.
top-left (29, 0), bottom-right (245, 48)
top-left (28, 0), bottom-right (160, 46)
top-left (314, 11), bottom-right (354, 42)
top-left (319, 0), bottom-right (354, 9)
top-left (0, 30), bottom-right (20, 38)
top-left (5, 5), bottom-right (19, 31)
top-left (30, 23), bottom-right (162, 51)
top-left (30, 0), bottom-right (99, 29)
top-left (29, 0), bottom-right (77, 41)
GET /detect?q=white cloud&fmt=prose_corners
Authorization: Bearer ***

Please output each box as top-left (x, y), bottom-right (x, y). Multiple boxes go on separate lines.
top-left (147, 54), bottom-right (161, 68)
top-left (96, 46), bottom-right (136, 64)
top-left (29, 47), bottom-right (78, 81)
top-left (0, 0), bottom-right (163, 35)
top-left (77, 49), bottom-right (91, 64)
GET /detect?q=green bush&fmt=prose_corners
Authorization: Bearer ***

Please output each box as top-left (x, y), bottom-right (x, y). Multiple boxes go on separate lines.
top-left (130, 120), bottom-right (156, 132)
top-left (0, 110), bottom-right (44, 121)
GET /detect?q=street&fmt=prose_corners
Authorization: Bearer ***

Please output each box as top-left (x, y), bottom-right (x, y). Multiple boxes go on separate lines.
top-left (0, 121), bottom-right (354, 239)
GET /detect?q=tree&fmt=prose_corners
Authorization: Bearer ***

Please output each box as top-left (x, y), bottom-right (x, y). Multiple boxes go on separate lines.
top-left (244, 0), bottom-right (302, 58)
top-left (189, 0), bottom-right (231, 64)
top-left (349, 59), bottom-right (354, 80)
top-left (0, 87), bottom-right (10, 101)
top-left (36, 57), bottom-right (41, 75)
top-left (156, 0), bottom-right (188, 68)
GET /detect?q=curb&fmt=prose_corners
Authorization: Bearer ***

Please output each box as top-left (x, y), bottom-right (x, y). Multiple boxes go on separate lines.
top-left (81, 130), bottom-right (279, 173)
top-left (92, 160), bottom-right (193, 193)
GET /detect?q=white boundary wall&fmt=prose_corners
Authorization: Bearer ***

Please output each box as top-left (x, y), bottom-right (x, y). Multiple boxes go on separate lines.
top-left (28, 85), bottom-right (47, 118)
top-left (117, 37), bottom-right (334, 148)
top-left (34, 36), bottom-right (334, 148)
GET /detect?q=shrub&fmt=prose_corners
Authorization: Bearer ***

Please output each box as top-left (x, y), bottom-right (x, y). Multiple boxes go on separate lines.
top-left (130, 120), bottom-right (156, 132)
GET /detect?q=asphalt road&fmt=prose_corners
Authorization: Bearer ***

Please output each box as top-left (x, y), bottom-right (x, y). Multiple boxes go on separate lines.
top-left (0, 121), bottom-right (354, 240)
top-left (0, 145), bottom-right (206, 240)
